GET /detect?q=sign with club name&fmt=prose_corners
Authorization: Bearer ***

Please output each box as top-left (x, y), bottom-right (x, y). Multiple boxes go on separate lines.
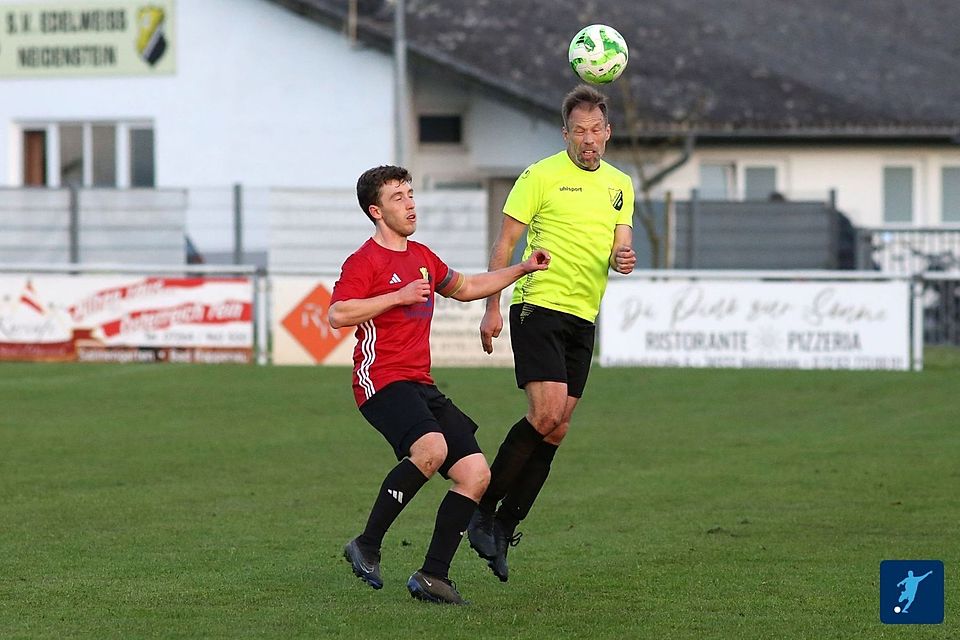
top-left (599, 279), bottom-right (911, 370)
top-left (0, 1), bottom-right (175, 77)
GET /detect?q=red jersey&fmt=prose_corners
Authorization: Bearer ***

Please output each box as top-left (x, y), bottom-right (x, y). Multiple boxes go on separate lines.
top-left (330, 238), bottom-right (464, 406)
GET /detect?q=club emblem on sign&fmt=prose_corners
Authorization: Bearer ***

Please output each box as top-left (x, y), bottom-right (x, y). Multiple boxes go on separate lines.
top-left (136, 6), bottom-right (168, 66)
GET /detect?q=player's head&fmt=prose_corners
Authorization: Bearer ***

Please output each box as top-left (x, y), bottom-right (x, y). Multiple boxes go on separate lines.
top-left (357, 165), bottom-right (413, 223)
top-left (562, 84), bottom-right (609, 128)
top-left (561, 85), bottom-right (611, 170)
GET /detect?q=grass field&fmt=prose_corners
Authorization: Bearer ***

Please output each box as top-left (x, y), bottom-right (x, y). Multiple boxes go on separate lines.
top-left (2, 350), bottom-right (959, 639)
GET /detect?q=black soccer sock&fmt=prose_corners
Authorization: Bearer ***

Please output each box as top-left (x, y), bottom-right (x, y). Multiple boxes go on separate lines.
top-left (421, 490), bottom-right (477, 578)
top-left (357, 458), bottom-right (428, 551)
top-left (478, 417), bottom-right (544, 514)
top-left (497, 441), bottom-right (559, 530)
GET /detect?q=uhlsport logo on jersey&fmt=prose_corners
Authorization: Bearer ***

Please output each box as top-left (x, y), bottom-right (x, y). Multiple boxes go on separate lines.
top-left (609, 188), bottom-right (623, 211)
top-left (879, 560), bottom-right (944, 624)
top-left (136, 5), bottom-right (168, 66)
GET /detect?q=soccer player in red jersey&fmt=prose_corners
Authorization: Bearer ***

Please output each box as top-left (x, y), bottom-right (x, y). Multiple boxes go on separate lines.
top-left (330, 165), bottom-right (549, 605)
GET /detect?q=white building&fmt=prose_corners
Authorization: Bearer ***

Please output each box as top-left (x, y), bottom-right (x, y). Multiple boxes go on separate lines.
top-left (1, 0), bottom-right (959, 266)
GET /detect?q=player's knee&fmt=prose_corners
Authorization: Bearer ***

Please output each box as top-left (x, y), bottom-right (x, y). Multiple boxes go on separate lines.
top-left (457, 463), bottom-right (490, 502)
top-left (453, 459), bottom-right (490, 501)
top-left (475, 464), bottom-right (491, 494)
top-left (544, 421), bottom-right (569, 445)
top-left (409, 432), bottom-right (447, 476)
top-left (528, 411), bottom-right (562, 436)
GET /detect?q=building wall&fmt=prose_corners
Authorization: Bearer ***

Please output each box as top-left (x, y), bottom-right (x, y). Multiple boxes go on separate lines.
top-left (409, 66), bottom-right (557, 188)
top-left (628, 145), bottom-right (960, 227)
top-left (0, 0), bottom-right (395, 189)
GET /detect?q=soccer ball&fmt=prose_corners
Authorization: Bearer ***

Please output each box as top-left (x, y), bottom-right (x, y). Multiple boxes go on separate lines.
top-left (568, 24), bottom-right (629, 84)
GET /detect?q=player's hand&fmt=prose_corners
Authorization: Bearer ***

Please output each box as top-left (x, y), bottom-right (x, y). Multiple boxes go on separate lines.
top-left (521, 249), bottom-right (551, 273)
top-left (611, 245), bottom-right (636, 274)
top-left (396, 278), bottom-right (431, 305)
top-left (480, 307), bottom-right (503, 354)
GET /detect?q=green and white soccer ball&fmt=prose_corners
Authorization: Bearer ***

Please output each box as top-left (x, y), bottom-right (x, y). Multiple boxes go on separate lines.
top-left (568, 24), bottom-right (629, 84)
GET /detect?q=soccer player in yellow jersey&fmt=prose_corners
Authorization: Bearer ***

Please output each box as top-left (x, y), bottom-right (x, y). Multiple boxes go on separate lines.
top-left (468, 85), bottom-right (637, 581)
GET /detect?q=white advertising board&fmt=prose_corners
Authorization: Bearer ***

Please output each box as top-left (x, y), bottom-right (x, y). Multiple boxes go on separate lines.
top-left (270, 276), bottom-right (514, 367)
top-left (0, 274), bottom-right (253, 363)
top-left (600, 279), bottom-right (911, 370)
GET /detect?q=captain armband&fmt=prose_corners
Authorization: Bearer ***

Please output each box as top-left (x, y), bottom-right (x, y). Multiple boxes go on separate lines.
top-left (436, 269), bottom-right (465, 297)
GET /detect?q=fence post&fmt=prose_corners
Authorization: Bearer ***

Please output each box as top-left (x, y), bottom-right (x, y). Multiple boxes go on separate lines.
top-left (256, 270), bottom-right (269, 366)
top-left (911, 277), bottom-right (925, 371)
top-left (233, 183), bottom-right (244, 265)
top-left (688, 188), bottom-right (699, 268)
top-left (855, 228), bottom-right (865, 270)
top-left (828, 188), bottom-right (839, 269)
top-left (664, 190), bottom-right (673, 269)
top-left (68, 185), bottom-right (80, 263)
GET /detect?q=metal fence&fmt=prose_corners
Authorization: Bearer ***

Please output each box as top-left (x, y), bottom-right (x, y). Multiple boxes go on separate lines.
top-left (854, 227), bottom-right (960, 345)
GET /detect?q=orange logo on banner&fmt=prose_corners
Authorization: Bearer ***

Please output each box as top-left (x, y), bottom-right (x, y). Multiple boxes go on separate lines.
top-left (281, 285), bottom-right (349, 362)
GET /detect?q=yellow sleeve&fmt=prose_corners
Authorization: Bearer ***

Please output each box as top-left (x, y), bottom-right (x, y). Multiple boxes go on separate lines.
top-left (617, 176), bottom-right (635, 226)
top-left (502, 165), bottom-right (541, 224)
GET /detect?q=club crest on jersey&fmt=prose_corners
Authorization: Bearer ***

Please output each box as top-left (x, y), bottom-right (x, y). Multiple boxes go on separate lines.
top-left (419, 267), bottom-right (430, 282)
top-left (609, 188), bottom-right (624, 211)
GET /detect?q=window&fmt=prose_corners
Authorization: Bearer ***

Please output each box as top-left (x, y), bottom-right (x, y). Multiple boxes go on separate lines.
top-left (59, 124), bottom-right (84, 187)
top-left (942, 167), bottom-right (960, 223)
top-left (699, 163), bottom-right (734, 199)
top-left (22, 130), bottom-right (46, 186)
top-left (418, 115), bottom-right (462, 144)
top-left (699, 161), bottom-right (785, 200)
top-left (744, 166), bottom-right (778, 200)
top-left (130, 128), bottom-right (155, 187)
top-left (92, 125), bottom-right (117, 187)
top-left (19, 121), bottom-right (154, 188)
top-left (883, 166), bottom-right (914, 223)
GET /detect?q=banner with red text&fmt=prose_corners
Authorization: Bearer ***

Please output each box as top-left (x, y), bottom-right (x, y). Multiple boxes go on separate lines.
top-left (0, 274), bottom-right (253, 363)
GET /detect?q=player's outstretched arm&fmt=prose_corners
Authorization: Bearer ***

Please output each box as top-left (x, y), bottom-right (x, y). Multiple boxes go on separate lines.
top-left (479, 214), bottom-right (529, 353)
top-left (328, 279), bottom-right (430, 328)
top-left (451, 249), bottom-right (550, 303)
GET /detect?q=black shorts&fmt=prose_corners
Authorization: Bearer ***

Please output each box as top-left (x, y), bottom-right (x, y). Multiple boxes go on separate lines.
top-left (359, 381), bottom-right (481, 478)
top-left (509, 303), bottom-right (596, 398)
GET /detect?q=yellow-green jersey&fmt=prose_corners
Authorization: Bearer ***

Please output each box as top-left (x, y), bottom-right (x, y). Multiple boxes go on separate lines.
top-left (504, 151), bottom-right (634, 322)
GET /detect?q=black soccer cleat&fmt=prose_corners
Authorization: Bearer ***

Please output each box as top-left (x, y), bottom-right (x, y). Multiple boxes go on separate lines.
top-left (467, 508), bottom-right (497, 560)
top-left (406, 570), bottom-right (469, 605)
top-left (343, 538), bottom-right (383, 589)
top-left (487, 521), bottom-right (522, 583)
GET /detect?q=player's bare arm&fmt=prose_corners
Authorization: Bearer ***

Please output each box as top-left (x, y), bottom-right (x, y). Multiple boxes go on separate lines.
top-left (452, 249), bottom-right (550, 302)
top-left (480, 214), bottom-right (529, 353)
top-left (328, 278), bottom-right (430, 329)
top-left (609, 224), bottom-right (636, 274)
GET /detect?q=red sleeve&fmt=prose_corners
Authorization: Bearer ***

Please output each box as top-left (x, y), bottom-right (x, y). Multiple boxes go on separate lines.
top-left (330, 251), bottom-right (374, 304)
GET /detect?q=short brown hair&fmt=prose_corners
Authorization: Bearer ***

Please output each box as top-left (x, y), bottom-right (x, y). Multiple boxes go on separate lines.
top-left (356, 165), bottom-right (413, 222)
top-left (561, 84), bottom-right (609, 129)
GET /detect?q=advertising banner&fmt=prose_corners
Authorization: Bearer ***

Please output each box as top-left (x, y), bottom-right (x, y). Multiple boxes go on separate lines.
top-left (600, 279), bottom-right (911, 370)
top-left (0, 274), bottom-right (253, 363)
top-left (0, 1), bottom-right (175, 77)
top-left (271, 276), bottom-right (515, 367)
